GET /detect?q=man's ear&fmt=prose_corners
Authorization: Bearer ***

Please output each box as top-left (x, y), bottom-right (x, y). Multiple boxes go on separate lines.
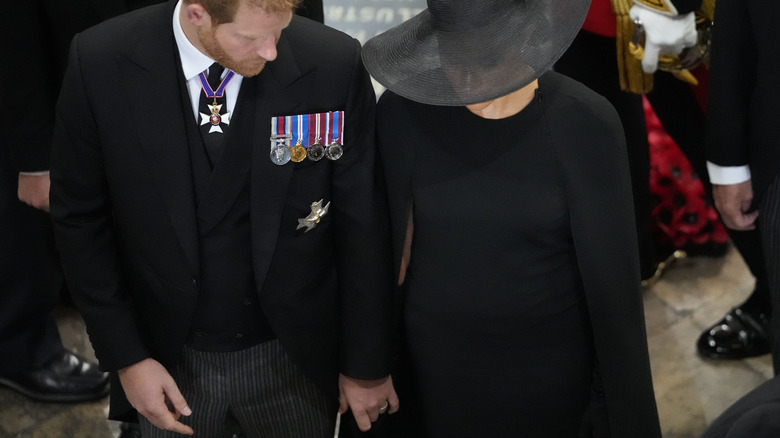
top-left (184, 2), bottom-right (211, 27)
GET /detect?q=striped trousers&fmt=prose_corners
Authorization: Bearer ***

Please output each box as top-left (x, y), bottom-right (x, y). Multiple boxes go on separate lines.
top-left (139, 340), bottom-right (337, 437)
top-left (761, 176), bottom-right (780, 375)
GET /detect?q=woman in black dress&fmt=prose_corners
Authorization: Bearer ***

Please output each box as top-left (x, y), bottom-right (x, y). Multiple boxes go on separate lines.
top-left (362, 1), bottom-right (661, 437)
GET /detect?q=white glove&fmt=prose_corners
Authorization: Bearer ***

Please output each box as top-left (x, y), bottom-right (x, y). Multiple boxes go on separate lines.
top-left (629, 5), bottom-right (697, 73)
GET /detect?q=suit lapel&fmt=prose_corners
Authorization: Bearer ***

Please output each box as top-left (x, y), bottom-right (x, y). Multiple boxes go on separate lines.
top-left (250, 32), bottom-right (309, 287)
top-left (117, 2), bottom-right (200, 274)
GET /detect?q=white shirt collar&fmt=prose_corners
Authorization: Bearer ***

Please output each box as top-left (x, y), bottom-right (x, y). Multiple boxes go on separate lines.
top-left (172, 0), bottom-right (216, 80)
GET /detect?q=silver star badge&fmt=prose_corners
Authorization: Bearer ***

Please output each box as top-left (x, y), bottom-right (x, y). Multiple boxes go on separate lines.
top-left (296, 199), bottom-right (330, 232)
top-left (199, 103), bottom-right (231, 134)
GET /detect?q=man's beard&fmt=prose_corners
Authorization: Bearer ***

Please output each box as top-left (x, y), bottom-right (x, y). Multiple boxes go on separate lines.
top-left (199, 26), bottom-right (267, 77)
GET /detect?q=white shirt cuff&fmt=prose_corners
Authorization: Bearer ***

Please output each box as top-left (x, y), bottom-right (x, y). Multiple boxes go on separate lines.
top-left (706, 162), bottom-right (751, 185)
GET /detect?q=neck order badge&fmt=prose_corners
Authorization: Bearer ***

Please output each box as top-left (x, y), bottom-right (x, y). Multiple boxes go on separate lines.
top-left (199, 64), bottom-right (236, 134)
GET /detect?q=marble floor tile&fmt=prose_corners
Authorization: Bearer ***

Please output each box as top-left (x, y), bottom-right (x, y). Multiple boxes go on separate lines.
top-left (0, 243), bottom-right (771, 437)
top-left (645, 245), bottom-right (772, 437)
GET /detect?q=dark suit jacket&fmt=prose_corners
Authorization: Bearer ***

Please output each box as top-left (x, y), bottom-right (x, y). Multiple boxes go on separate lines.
top-left (2, 0), bottom-right (161, 172)
top-left (378, 72), bottom-right (661, 438)
top-left (706, 0), bottom-right (780, 204)
top-left (0, 0), bottom-right (162, 375)
top-left (49, 0), bottom-right (394, 420)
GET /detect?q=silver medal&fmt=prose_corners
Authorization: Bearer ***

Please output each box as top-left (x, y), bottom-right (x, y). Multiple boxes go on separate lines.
top-left (308, 143), bottom-right (325, 161)
top-left (325, 143), bottom-right (343, 161)
top-left (270, 144), bottom-right (291, 165)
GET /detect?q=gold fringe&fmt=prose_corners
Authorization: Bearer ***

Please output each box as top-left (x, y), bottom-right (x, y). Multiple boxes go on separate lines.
top-left (672, 70), bottom-right (699, 85)
top-left (612, 0), bottom-right (654, 94)
top-left (700, 0), bottom-right (716, 21)
top-left (634, 0), bottom-right (673, 14)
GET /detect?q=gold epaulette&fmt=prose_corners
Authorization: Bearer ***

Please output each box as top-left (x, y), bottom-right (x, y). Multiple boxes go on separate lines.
top-left (612, 0), bottom-right (654, 94)
top-left (633, 0), bottom-right (678, 15)
top-left (700, 0), bottom-right (715, 21)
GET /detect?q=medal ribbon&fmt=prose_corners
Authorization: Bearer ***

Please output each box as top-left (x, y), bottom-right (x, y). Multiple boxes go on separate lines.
top-left (331, 111), bottom-right (342, 144)
top-left (198, 69), bottom-right (235, 99)
top-left (292, 115), bottom-right (309, 146)
top-left (324, 112), bottom-right (331, 145)
top-left (310, 113), bottom-right (321, 145)
top-left (271, 112), bottom-right (343, 147)
top-left (271, 116), bottom-right (282, 139)
top-left (300, 115), bottom-right (309, 147)
top-left (271, 115), bottom-right (291, 146)
top-left (291, 115), bottom-right (298, 144)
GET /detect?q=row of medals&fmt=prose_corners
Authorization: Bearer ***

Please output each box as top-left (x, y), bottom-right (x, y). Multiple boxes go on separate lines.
top-left (270, 138), bottom-right (343, 165)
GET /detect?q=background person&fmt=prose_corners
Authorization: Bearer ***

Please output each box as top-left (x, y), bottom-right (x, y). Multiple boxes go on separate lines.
top-left (705, 0), bottom-right (780, 374)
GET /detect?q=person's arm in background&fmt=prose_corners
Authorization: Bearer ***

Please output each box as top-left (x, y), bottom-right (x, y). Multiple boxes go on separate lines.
top-left (629, 0), bottom-right (702, 74)
top-left (1, 1), bottom-right (58, 211)
top-left (704, 0), bottom-right (758, 230)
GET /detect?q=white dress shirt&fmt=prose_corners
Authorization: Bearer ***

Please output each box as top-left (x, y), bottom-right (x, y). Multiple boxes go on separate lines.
top-left (172, 0), bottom-right (243, 122)
top-left (706, 162), bottom-right (752, 185)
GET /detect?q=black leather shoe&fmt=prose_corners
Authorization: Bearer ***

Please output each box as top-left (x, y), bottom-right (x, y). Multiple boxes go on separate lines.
top-left (119, 422), bottom-right (142, 438)
top-left (0, 350), bottom-right (109, 402)
top-left (697, 306), bottom-right (771, 360)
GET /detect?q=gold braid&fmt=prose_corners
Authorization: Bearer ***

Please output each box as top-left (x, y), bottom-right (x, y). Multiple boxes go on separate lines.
top-left (700, 0), bottom-right (715, 21)
top-left (611, 0), bottom-right (715, 94)
top-left (612, 0), bottom-right (654, 94)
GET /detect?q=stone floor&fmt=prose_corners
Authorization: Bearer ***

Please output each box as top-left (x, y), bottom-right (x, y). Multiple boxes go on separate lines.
top-left (0, 243), bottom-right (772, 438)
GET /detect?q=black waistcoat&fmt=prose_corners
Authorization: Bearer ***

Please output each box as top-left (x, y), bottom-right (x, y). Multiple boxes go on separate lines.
top-left (179, 75), bottom-right (275, 351)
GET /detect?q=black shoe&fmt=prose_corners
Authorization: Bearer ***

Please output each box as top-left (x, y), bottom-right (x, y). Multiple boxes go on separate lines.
top-left (119, 422), bottom-right (142, 438)
top-left (697, 306), bottom-right (771, 360)
top-left (0, 350), bottom-right (109, 402)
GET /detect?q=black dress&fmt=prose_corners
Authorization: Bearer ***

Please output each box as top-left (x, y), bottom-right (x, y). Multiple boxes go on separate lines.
top-left (401, 85), bottom-right (591, 437)
top-left (377, 72), bottom-right (662, 438)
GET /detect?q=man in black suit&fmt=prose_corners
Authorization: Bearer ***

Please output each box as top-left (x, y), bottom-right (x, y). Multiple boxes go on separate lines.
top-left (556, 0), bottom-right (773, 362)
top-left (49, 0), bottom-right (397, 436)
top-left (0, 99), bottom-right (109, 404)
top-left (0, 0), bottom-right (168, 406)
top-left (706, 0), bottom-right (780, 373)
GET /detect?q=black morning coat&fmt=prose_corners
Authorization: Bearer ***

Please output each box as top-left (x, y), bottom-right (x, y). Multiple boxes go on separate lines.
top-left (706, 0), bottom-right (780, 375)
top-left (706, 0), bottom-right (780, 205)
top-left (49, 0), bottom-right (393, 421)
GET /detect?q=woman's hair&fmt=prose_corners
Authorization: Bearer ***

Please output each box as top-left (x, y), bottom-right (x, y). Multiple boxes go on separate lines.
top-left (184, 0), bottom-right (302, 25)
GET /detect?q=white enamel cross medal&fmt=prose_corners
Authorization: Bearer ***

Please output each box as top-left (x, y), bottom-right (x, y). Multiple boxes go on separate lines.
top-left (200, 100), bottom-right (232, 134)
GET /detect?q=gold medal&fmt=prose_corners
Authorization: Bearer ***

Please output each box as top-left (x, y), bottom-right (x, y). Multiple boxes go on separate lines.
top-left (290, 141), bottom-right (307, 163)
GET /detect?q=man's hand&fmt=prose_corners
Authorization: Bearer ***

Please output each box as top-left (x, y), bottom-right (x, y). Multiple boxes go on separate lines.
top-left (118, 358), bottom-right (194, 435)
top-left (17, 173), bottom-right (51, 212)
top-left (629, 6), bottom-right (697, 73)
top-left (713, 180), bottom-right (759, 230)
top-left (338, 374), bottom-right (399, 432)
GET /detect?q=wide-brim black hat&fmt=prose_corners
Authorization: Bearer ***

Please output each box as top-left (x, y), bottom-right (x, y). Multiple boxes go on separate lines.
top-left (363, 0), bottom-right (591, 106)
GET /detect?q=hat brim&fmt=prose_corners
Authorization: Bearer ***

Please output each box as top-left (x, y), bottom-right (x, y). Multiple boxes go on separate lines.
top-left (363, 0), bottom-right (590, 106)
